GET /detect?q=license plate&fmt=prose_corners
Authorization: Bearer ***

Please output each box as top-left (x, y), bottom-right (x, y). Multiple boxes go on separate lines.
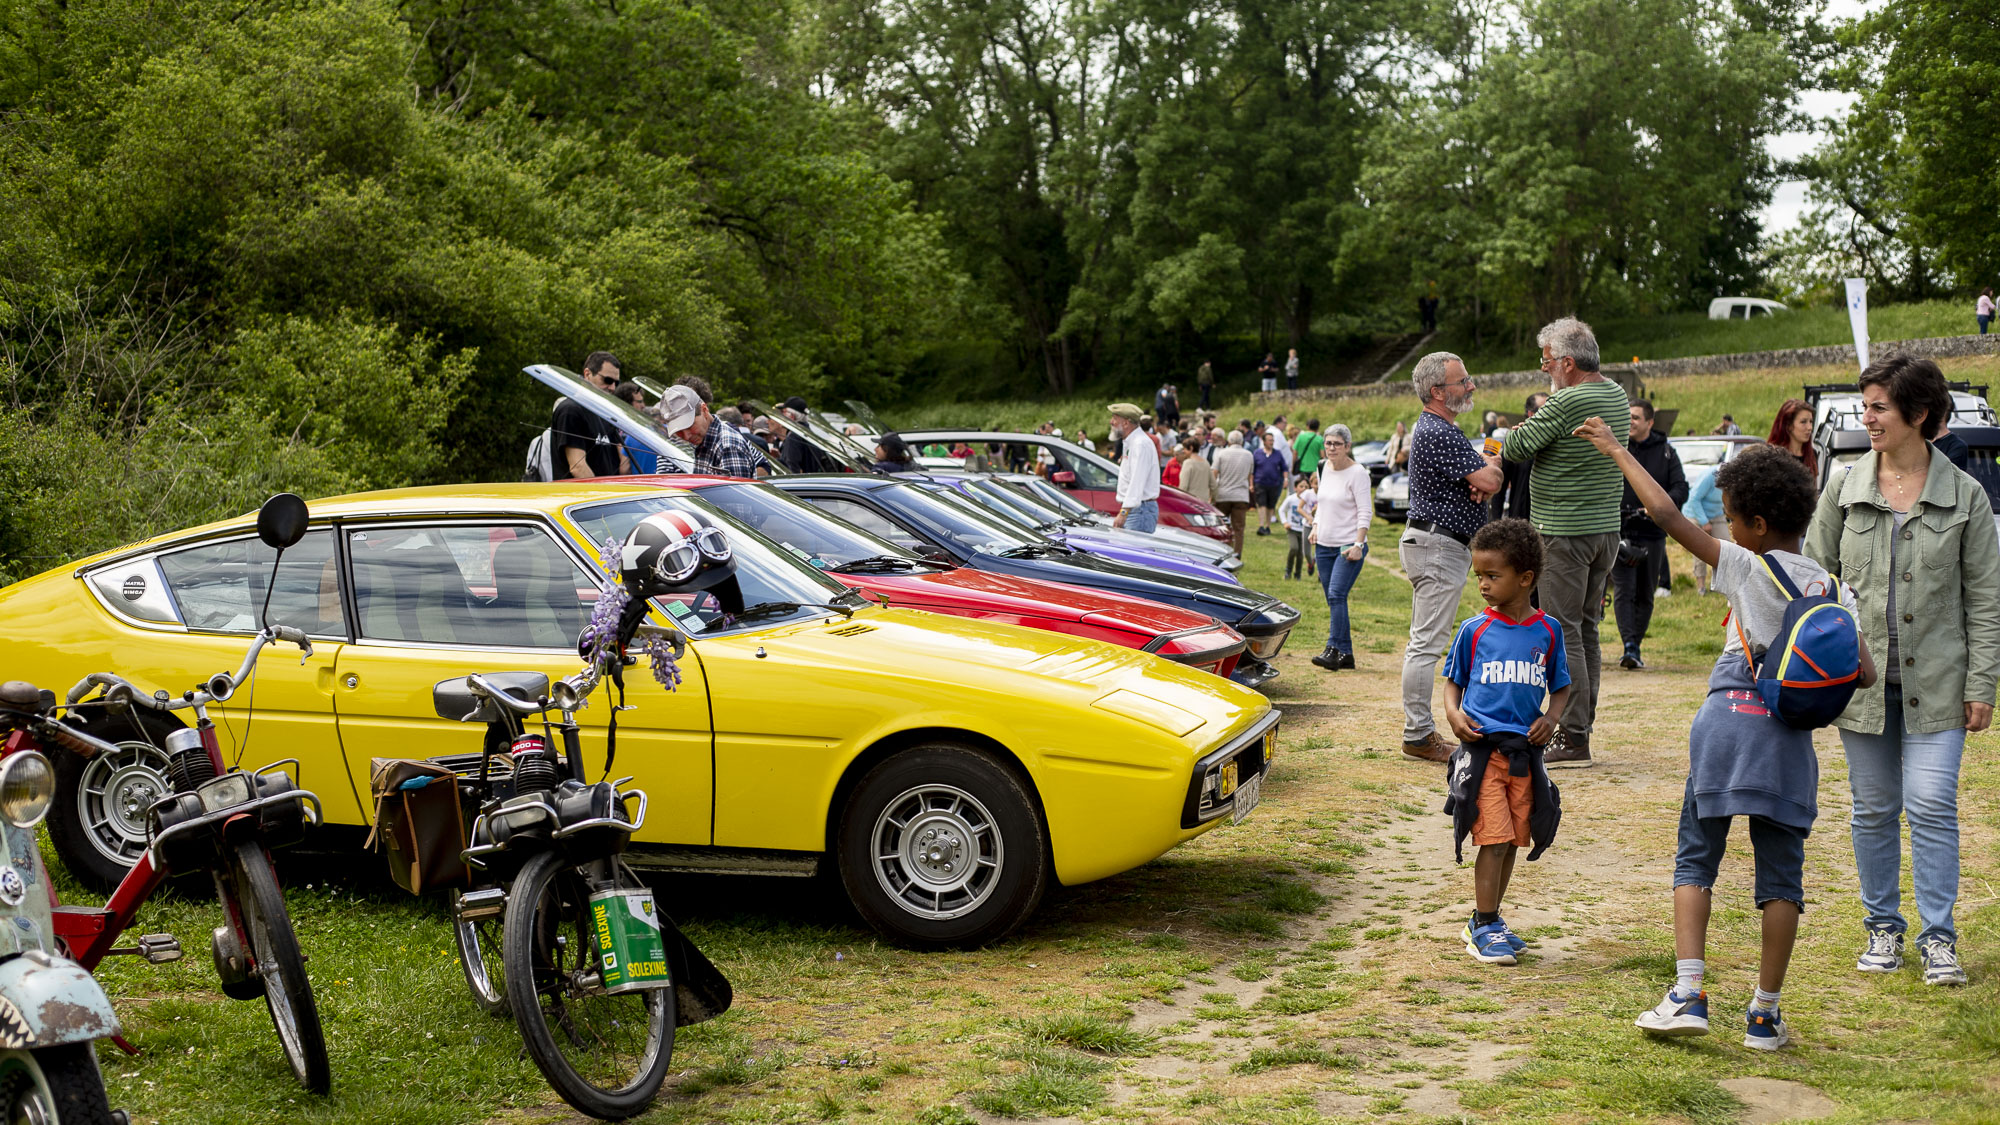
top-left (1232, 770), bottom-right (1262, 825)
top-left (1391, 499), bottom-right (1409, 509)
top-left (196, 772), bottom-right (253, 813)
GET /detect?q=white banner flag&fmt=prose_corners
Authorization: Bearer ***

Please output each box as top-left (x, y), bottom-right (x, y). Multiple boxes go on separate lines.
top-left (1845, 278), bottom-right (1870, 373)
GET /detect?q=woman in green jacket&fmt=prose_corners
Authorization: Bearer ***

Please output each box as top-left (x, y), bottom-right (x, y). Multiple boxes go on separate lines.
top-left (1805, 355), bottom-right (2000, 988)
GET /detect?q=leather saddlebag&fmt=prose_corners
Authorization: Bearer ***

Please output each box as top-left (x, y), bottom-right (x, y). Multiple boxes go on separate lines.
top-left (367, 758), bottom-right (470, 894)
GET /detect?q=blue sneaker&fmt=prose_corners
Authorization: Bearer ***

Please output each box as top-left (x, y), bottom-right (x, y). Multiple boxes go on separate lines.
top-left (1495, 918), bottom-right (1528, 954)
top-left (1635, 986), bottom-right (1709, 1037)
top-left (1463, 918), bottom-right (1518, 965)
top-left (1744, 1005), bottom-right (1789, 1050)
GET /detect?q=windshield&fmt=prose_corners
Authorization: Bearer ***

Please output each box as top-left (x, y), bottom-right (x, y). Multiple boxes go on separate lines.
top-left (881, 482), bottom-right (1041, 555)
top-left (1043, 442), bottom-right (1119, 489)
top-left (957, 479), bottom-right (1066, 531)
top-left (565, 493), bottom-right (851, 635)
top-left (1013, 477), bottom-right (1097, 518)
top-left (1672, 440), bottom-right (1734, 468)
top-left (691, 482), bottom-right (930, 570)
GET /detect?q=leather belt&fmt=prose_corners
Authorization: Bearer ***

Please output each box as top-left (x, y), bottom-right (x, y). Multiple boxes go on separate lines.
top-left (1407, 518), bottom-right (1471, 546)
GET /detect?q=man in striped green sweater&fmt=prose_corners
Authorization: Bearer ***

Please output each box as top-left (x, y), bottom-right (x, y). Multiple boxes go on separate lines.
top-left (1500, 318), bottom-right (1630, 767)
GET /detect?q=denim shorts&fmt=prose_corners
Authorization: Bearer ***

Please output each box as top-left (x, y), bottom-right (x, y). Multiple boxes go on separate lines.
top-left (1672, 781), bottom-right (1809, 909)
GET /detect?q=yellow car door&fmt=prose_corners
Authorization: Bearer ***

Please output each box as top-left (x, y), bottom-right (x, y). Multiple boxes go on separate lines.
top-left (326, 519), bottom-right (713, 845)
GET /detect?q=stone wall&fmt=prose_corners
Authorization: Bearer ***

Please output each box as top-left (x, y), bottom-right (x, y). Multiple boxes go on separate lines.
top-left (1248, 332), bottom-right (2000, 409)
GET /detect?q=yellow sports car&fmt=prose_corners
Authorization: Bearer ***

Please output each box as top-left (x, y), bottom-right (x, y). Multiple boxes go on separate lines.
top-left (0, 483), bottom-right (1278, 946)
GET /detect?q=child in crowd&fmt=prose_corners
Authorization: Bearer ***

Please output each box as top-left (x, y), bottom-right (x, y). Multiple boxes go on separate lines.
top-left (1573, 422), bottom-right (1876, 1050)
top-left (1278, 476), bottom-right (1314, 579)
top-left (1441, 518), bottom-right (1572, 966)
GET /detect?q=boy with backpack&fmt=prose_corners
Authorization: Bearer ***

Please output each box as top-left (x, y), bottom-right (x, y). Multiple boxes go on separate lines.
top-left (1573, 422), bottom-right (1876, 1050)
top-left (1441, 518), bottom-right (1572, 966)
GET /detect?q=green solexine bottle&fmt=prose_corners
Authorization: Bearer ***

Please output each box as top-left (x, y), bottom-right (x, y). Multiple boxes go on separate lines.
top-left (589, 887), bottom-right (673, 994)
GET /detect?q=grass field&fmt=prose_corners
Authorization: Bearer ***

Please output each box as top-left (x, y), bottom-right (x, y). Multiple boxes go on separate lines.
top-left (59, 470), bottom-right (2000, 1123)
top-left (887, 355), bottom-right (2000, 453)
top-left (1428, 300), bottom-right (1973, 376)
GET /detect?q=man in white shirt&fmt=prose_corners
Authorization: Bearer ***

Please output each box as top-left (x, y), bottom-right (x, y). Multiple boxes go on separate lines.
top-left (1108, 402), bottom-right (1161, 532)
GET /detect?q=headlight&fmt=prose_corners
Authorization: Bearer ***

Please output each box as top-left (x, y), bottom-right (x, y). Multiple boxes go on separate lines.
top-left (0, 752), bottom-right (56, 829)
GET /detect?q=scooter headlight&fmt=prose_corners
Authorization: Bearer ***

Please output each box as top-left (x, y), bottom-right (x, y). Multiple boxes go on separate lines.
top-left (0, 752), bottom-right (56, 828)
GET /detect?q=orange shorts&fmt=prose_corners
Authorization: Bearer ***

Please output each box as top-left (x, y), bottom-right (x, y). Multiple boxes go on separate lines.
top-left (1472, 752), bottom-right (1532, 847)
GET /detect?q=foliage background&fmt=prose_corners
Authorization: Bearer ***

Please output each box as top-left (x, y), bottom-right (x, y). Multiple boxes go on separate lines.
top-left (0, 0), bottom-right (1990, 579)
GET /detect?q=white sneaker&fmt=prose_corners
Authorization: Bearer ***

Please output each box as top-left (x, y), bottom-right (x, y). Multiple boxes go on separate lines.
top-left (1635, 986), bottom-right (1710, 1037)
top-left (1857, 927), bottom-right (1904, 973)
top-left (1920, 938), bottom-right (1967, 986)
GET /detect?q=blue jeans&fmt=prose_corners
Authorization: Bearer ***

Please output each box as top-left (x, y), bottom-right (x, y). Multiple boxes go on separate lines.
top-left (1839, 685), bottom-right (1967, 944)
top-left (1123, 499), bottom-right (1158, 533)
top-left (1979, 314), bottom-right (1991, 335)
top-left (1315, 541), bottom-right (1368, 654)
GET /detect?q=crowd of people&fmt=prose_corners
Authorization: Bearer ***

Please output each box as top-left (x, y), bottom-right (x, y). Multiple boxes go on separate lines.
top-left (1275, 323), bottom-right (1993, 1051)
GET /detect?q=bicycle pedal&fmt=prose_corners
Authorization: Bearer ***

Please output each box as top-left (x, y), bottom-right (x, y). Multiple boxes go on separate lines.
top-left (138, 933), bottom-right (182, 963)
top-left (107, 934), bottom-right (183, 964)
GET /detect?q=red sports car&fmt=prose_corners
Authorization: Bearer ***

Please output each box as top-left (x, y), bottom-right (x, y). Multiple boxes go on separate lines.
top-left (610, 475), bottom-right (1247, 678)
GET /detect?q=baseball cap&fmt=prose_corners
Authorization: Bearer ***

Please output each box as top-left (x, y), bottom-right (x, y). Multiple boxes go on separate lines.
top-left (660, 385), bottom-right (704, 433)
top-left (1107, 402), bottom-right (1142, 422)
top-left (783, 396), bottom-right (810, 413)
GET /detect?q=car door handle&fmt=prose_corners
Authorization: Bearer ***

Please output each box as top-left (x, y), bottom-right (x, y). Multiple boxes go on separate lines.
top-left (342, 673), bottom-right (359, 689)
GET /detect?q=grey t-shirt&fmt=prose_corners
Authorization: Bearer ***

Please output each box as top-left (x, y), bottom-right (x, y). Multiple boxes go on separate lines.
top-left (1715, 542), bottom-right (1857, 659)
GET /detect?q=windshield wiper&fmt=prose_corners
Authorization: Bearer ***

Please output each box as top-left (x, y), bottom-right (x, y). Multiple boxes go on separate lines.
top-left (735, 599), bottom-right (854, 621)
top-left (831, 554), bottom-right (923, 573)
top-left (998, 543), bottom-right (1066, 559)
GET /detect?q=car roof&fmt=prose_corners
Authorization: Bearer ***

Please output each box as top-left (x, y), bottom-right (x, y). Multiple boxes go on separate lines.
top-left (70, 482), bottom-right (689, 571)
top-left (898, 430), bottom-right (1076, 443)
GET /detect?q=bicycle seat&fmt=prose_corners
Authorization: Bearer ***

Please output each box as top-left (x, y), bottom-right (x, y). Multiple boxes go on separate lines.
top-left (0, 681), bottom-right (40, 708)
top-left (431, 672), bottom-right (551, 723)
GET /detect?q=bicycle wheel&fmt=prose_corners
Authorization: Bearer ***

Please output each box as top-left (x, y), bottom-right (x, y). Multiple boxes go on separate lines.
top-left (502, 851), bottom-right (673, 1120)
top-left (225, 840), bottom-right (332, 1094)
top-left (454, 887), bottom-right (510, 1017)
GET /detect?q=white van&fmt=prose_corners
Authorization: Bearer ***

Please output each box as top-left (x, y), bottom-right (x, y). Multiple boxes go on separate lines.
top-left (1707, 296), bottom-right (1788, 320)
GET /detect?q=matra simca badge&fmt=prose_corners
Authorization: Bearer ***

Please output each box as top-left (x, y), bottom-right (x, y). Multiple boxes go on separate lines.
top-left (0, 867), bottom-right (24, 907)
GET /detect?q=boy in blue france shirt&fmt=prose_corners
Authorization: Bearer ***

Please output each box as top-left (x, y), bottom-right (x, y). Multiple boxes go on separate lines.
top-left (1574, 422), bottom-right (1876, 1051)
top-left (1442, 518), bottom-right (1572, 966)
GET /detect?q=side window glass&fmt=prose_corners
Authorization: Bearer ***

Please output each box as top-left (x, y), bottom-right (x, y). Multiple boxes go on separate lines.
top-left (349, 524), bottom-right (597, 649)
top-left (810, 498), bottom-right (925, 552)
top-left (158, 531), bottom-right (345, 637)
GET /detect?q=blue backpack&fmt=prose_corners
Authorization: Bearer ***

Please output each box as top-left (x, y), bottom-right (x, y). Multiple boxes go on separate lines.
top-left (1730, 555), bottom-right (1862, 730)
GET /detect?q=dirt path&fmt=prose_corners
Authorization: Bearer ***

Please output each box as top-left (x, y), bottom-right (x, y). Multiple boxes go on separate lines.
top-left (970, 658), bottom-right (1882, 1124)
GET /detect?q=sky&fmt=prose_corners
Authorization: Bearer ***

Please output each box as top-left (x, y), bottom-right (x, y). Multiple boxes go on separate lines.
top-left (1758, 0), bottom-right (1877, 234)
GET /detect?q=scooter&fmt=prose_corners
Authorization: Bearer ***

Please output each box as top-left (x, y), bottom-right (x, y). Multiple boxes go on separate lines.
top-left (0, 682), bottom-right (128, 1124)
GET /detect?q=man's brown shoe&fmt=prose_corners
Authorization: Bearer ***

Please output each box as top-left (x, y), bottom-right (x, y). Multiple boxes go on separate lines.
top-left (1401, 731), bottom-right (1454, 763)
top-left (1543, 730), bottom-right (1595, 768)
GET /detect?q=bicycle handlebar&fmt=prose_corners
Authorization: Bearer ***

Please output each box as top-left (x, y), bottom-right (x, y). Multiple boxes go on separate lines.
top-left (463, 673), bottom-right (549, 716)
top-left (64, 625), bottom-right (313, 710)
top-left (28, 717), bottom-right (122, 760)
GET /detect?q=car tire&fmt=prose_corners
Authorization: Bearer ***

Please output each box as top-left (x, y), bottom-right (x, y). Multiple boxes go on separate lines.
top-left (48, 709), bottom-right (185, 892)
top-left (836, 745), bottom-right (1048, 949)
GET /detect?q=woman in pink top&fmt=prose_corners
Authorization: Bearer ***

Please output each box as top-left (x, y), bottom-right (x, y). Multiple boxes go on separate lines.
top-left (1311, 423), bottom-right (1375, 671)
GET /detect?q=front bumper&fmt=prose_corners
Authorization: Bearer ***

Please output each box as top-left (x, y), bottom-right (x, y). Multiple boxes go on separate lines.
top-left (1181, 710), bottom-right (1281, 828)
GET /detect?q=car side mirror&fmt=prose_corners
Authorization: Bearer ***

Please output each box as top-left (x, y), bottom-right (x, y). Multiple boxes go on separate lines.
top-left (256, 493), bottom-right (310, 551)
top-left (919, 546), bottom-right (953, 565)
top-left (1051, 471), bottom-right (1076, 485)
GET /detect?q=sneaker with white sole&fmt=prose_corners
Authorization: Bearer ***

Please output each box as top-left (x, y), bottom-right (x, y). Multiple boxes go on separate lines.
top-left (1857, 927), bottom-right (1904, 973)
top-left (1744, 1005), bottom-right (1789, 1050)
top-left (1635, 986), bottom-right (1710, 1037)
top-left (1463, 919), bottom-right (1518, 965)
top-left (1920, 938), bottom-right (1967, 986)
top-left (1495, 918), bottom-right (1528, 954)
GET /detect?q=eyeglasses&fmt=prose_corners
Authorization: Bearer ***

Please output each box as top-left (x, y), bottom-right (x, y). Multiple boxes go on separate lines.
top-left (1538, 355), bottom-right (1571, 371)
